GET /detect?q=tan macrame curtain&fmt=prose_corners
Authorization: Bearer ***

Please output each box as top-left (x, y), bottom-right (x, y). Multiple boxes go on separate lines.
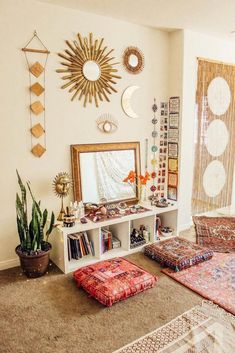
top-left (192, 59), bottom-right (235, 214)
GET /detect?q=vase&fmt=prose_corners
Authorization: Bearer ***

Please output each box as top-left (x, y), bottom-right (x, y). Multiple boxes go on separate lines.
top-left (139, 186), bottom-right (147, 203)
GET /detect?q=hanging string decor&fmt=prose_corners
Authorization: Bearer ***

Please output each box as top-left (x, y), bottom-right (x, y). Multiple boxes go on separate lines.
top-left (22, 31), bottom-right (50, 157)
top-left (149, 98), bottom-right (158, 198)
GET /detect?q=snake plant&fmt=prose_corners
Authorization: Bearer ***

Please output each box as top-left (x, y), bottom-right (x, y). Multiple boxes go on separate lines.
top-left (16, 170), bottom-right (55, 253)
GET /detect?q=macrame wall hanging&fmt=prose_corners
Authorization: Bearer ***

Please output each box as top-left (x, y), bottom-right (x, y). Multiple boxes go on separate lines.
top-left (22, 31), bottom-right (50, 157)
top-left (192, 59), bottom-right (235, 214)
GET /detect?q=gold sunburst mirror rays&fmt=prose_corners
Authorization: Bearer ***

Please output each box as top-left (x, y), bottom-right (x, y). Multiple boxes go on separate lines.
top-left (56, 32), bottom-right (121, 107)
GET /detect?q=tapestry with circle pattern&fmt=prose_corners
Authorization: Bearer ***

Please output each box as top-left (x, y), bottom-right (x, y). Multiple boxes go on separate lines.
top-left (192, 59), bottom-right (235, 214)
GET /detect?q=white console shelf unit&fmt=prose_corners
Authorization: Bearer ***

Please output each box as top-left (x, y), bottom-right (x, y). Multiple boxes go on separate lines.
top-left (50, 202), bottom-right (178, 274)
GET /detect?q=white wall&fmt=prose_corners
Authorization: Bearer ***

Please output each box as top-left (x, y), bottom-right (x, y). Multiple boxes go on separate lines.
top-left (0, 0), bottom-right (170, 268)
top-left (179, 30), bottom-right (235, 229)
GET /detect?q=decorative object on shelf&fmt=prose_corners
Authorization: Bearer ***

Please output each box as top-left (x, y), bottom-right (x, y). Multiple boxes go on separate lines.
top-left (122, 46), bottom-right (144, 74)
top-left (22, 31), bottom-right (50, 158)
top-left (121, 85), bottom-right (140, 118)
top-left (96, 113), bottom-right (118, 133)
top-left (15, 170), bottom-right (55, 278)
top-left (130, 224), bottom-right (149, 249)
top-left (63, 207), bottom-right (76, 227)
top-left (160, 226), bottom-right (173, 237)
top-left (167, 96), bottom-right (180, 201)
top-left (123, 170), bottom-right (150, 202)
top-left (56, 32), bottom-right (121, 107)
top-left (52, 172), bottom-right (73, 221)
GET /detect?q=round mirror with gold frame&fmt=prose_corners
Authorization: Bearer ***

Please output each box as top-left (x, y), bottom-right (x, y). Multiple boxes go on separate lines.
top-left (123, 46), bottom-right (144, 74)
top-left (57, 32), bottom-right (121, 107)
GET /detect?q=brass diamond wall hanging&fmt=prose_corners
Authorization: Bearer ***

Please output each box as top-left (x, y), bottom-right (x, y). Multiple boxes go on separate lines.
top-left (22, 31), bottom-right (50, 157)
top-left (31, 123), bottom-right (45, 138)
top-left (30, 82), bottom-right (45, 96)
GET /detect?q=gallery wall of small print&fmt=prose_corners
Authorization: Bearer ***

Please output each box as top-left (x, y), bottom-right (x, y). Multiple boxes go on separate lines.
top-left (167, 97), bottom-right (180, 201)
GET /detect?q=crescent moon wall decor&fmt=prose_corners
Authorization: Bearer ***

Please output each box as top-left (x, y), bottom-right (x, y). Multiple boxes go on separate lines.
top-left (121, 85), bottom-right (140, 118)
top-left (56, 32), bottom-right (121, 107)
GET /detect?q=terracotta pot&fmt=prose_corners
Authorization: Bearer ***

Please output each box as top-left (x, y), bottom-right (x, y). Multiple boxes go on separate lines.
top-left (15, 243), bottom-right (51, 278)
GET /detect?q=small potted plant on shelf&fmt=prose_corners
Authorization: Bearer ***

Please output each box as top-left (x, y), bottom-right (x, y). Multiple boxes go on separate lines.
top-left (15, 170), bottom-right (55, 278)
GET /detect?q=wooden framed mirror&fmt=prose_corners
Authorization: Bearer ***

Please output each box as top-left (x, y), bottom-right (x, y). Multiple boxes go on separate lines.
top-left (71, 142), bottom-right (140, 204)
top-left (123, 46), bottom-right (144, 74)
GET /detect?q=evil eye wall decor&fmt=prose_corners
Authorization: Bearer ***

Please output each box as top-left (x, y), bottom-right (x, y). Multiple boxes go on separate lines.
top-left (96, 114), bottom-right (118, 133)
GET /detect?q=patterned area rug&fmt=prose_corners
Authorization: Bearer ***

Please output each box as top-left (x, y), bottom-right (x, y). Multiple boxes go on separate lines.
top-left (193, 216), bottom-right (235, 252)
top-left (113, 301), bottom-right (235, 353)
top-left (162, 253), bottom-right (235, 315)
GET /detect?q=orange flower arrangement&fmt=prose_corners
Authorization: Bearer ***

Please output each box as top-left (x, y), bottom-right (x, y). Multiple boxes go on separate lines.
top-left (123, 171), bottom-right (150, 186)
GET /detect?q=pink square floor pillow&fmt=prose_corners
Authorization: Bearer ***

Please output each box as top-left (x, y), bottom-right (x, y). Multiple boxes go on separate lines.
top-left (73, 257), bottom-right (158, 306)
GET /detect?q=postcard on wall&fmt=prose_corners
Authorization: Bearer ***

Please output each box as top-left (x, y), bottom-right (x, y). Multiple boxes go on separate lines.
top-left (169, 113), bottom-right (179, 129)
top-left (168, 129), bottom-right (179, 143)
top-left (168, 186), bottom-right (177, 201)
top-left (168, 172), bottom-right (178, 187)
top-left (169, 96), bottom-right (180, 113)
top-left (168, 142), bottom-right (178, 158)
top-left (168, 158), bottom-right (178, 172)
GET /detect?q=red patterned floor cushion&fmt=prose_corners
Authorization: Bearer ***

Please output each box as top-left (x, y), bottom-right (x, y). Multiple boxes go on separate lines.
top-left (193, 216), bottom-right (235, 253)
top-left (73, 257), bottom-right (157, 306)
top-left (144, 237), bottom-right (213, 271)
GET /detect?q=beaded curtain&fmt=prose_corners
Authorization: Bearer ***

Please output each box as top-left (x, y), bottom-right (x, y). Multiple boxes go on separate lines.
top-left (192, 59), bottom-right (235, 214)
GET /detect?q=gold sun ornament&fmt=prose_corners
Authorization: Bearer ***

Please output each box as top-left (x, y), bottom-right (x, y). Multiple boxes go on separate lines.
top-left (56, 32), bottom-right (121, 107)
top-left (53, 172), bottom-right (73, 221)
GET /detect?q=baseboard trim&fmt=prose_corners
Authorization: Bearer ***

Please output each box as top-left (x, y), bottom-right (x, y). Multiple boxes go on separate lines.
top-left (0, 258), bottom-right (19, 271)
top-left (178, 221), bottom-right (193, 232)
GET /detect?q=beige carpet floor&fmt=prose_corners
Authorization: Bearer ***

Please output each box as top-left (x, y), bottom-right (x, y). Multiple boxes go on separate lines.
top-left (0, 229), bottom-right (203, 353)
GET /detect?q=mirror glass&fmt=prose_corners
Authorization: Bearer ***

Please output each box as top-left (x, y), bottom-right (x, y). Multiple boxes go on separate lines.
top-left (128, 54), bottom-right (138, 68)
top-left (82, 60), bottom-right (101, 81)
top-left (80, 150), bottom-right (136, 203)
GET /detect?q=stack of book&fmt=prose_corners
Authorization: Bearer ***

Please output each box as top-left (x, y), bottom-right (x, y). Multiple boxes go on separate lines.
top-left (101, 228), bottom-right (121, 253)
top-left (101, 228), bottom-right (112, 253)
top-left (67, 232), bottom-right (94, 261)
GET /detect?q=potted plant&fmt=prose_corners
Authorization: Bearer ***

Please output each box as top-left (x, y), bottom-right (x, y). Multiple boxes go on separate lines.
top-left (15, 170), bottom-right (55, 278)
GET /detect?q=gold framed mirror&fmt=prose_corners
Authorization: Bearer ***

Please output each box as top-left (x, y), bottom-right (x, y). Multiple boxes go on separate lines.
top-left (71, 142), bottom-right (140, 204)
top-left (57, 32), bottom-right (121, 107)
top-left (123, 46), bottom-right (144, 74)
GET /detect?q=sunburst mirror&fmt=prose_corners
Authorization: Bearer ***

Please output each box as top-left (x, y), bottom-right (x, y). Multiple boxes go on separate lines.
top-left (57, 32), bottom-right (121, 107)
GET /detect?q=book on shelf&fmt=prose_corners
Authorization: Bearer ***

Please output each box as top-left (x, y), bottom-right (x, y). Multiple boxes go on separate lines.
top-left (67, 232), bottom-right (94, 260)
top-left (101, 228), bottom-right (121, 253)
top-left (101, 228), bottom-right (113, 253)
